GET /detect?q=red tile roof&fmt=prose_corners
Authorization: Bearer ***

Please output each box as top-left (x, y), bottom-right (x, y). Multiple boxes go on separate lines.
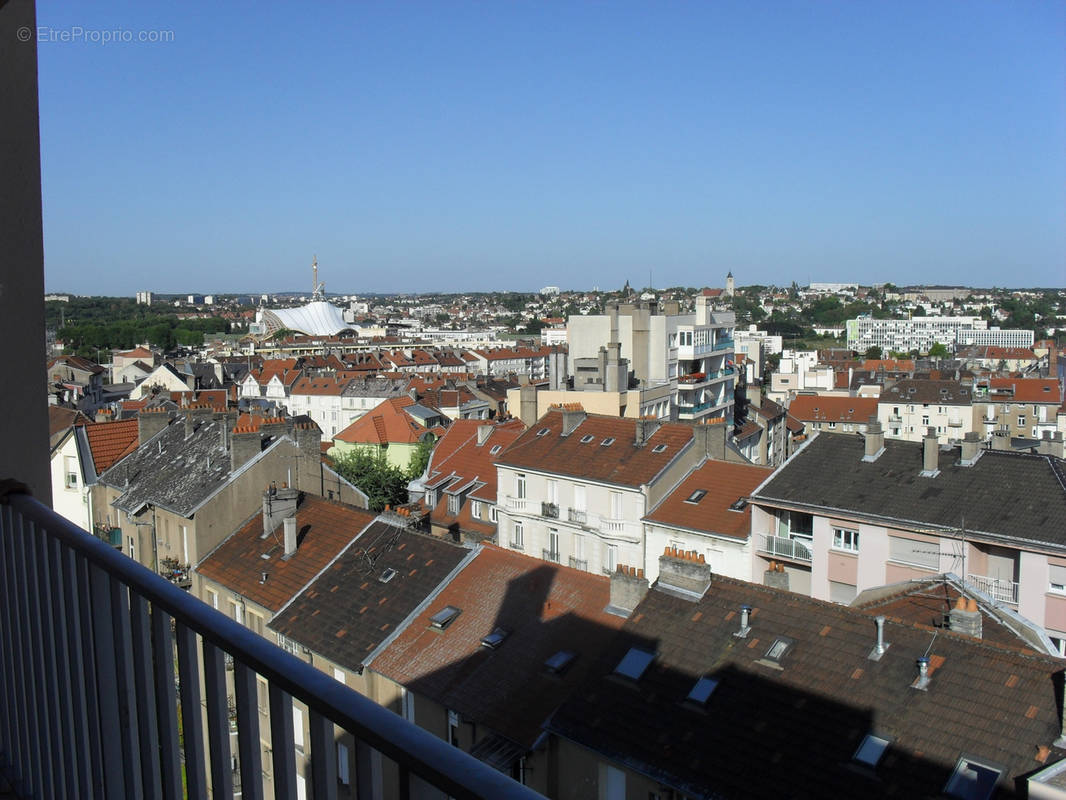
top-left (333, 396), bottom-right (428, 445)
top-left (197, 496), bottom-right (376, 612)
top-left (83, 418), bottom-right (141, 472)
top-left (788, 395), bottom-right (878, 423)
top-left (370, 545), bottom-right (626, 747)
top-left (425, 419), bottom-right (527, 519)
top-left (497, 411), bottom-right (695, 487)
top-left (988, 378), bottom-right (1060, 403)
top-left (643, 459), bottom-right (771, 539)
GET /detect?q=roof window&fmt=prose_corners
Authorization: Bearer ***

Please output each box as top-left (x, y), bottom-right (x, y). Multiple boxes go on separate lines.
top-left (536, 428), bottom-right (550, 437)
top-left (685, 676), bottom-right (719, 706)
top-left (652, 444), bottom-right (668, 453)
top-left (480, 627), bottom-right (509, 649)
top-left (429, 606), bottom-right (461, 630)
top-left (600, 437), bottom-right (616, 447)
top-left (853, 734), bottom-right (891, 768)
top-left (614, 647), bottom-right (655, 681)
top-left (729, 497), bottom-right (747, 511)
top-left (544, 650), bottom-right (576, 674)
top-left (489, 445), bottom-right (502, 454)
top-left (580, 434), bottom-right (595, 443)
top-left (763, 636), bottom-right (794, 663)
top-left (685, 489), bottom-right (707, 504)
top-left (378, 568), bottom-right (397, 584)
top-left (944, 756), bottom-right (1003, 800)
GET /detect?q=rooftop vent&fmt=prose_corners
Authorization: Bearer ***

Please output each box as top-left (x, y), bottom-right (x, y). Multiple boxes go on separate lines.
top-left (733, 604), bottom-right (752, 638)
top-left (429, 606), bottom-right (461, 630)
top-left (868, 615), bottom-right (890, 661)
top-left (614, 647), bottom-right (655, 681)
top-left (544, 650), bottom-right (576, 674)
top-left (912, 656), bottom-right (931, 690)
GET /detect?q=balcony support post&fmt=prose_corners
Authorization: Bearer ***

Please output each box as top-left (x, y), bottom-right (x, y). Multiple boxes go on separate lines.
top-left (90, 562), bottom-right (127, 798)
top-left (234, 662), bottom-right (264, 800)
top-left (151, 608), bottom-right (183, 800)
top-left (177, 620), bottom-right (208, 799)
top-left (130, 593), bottom-right (163, 798)
top-left (269, 684), bottom-right (297, 799)
top-left (203, 641), bottom-right (234, 799)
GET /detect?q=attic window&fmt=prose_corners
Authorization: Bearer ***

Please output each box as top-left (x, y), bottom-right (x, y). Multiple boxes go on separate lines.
top-left (580, 434), bottom-right (595, 443)
top-left (480, 627), bottom-right (509, 649)
top-left (600, 437), bottom-right (616, 447)
top-left (685, 676), bottom-right (719, 706)
top-left (944, 756), bottom-right (1003, 800)
top-left (378, 568), bottom-right (397, 584)
top-left (536, 428), bottom-right (550, 437)
top-left (764, 636), bottom-right (794, 663)
top-left (489, 445), bottom-right (502, 455)
top-left (685, 489), bottom-right (707, 504)
top-left (853, 734), bottom-right (891, 768)
top-left (652, 444), bottom-right (668, 453)
top-left (544, 650), bottom-right (576, 674)
top-left (614, 647), bottom-right (655, 681)
top-left (429, 606), bottom-right (461, 630)
top-left (729, 498), bottom-right (747, 511)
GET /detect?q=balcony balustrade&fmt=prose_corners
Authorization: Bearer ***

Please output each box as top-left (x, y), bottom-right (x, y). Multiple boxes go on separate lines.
top-left (568, 556), bottom-right (588, 572)
top-left (542, 549), bottom-right (560, 564)
top-left (567, 508), bottom-right (587, 524)
top-left (965, 573), bottom-right (1020, 605)
top-left (0, 490), bottom-right (541, 800)
top-left (758, 534), bottom-right (813, 562)
top-left (541, 502), bottom-right (559, 519)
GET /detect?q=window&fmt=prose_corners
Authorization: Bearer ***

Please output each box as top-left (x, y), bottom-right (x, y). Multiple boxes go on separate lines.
top-left (206, 589), bottom-right (219, 609)
top-left (600, 437), bottom-right (615, 447)
top-left (764, 637), bottom-right (794, 663)
top-left (1050, 565), bottom-right (1066, 593)
top-left (652, 443), bottom-right (667, 453)
top-left (686, 676), bottom-right (719, 706)
top-left (429, 606), bottom-right (461, 629)
top-left (246, 610), bottom-right (263, 636)
top-left (510, 521), bottom-right (523, 549)
top-left (480, 627), bottom-right (509, 649)
top-left (333, 667), bottom-right (345, 684)
top-left (544, 650), bottom-right (576, 674)
top-left (854, 735), bottom-right (891, 769)
top-left (580, 434), bottom-right (595, 443)
top-left (944, 756), bottom-right (1002, 800)
top-left (573, 484), bottom-right (586, 512)
top-left (548, 529), bottom-right (559, 560)
top-left (447, 493), bottom-right (459, 515)
top-left (609, 491), bottom-right (623, 519)
top-left (830, 581), bottom-right (857, 604)
top-left (515, 473), bottom-right (526, 499)
top-left (64, 456), bottom-right (78, 489)
top-left (1018, 416), bottom-right (1026, 427)
top-left (489, 505), bottom-right (498, 523)
top-left (293, 705), bottom-right (305, 751)
top-left (229, 600), bottom-right (244, 625)
top-left (921, 415), bottom-right (929, 426)
top-left (471, 500), bottom-right (482, 518)
top-left (614, 647), bottom-right (655, 680)
top-left (573, 533), bottom-right (585, 559)
top-left (606, 544), bottom-right (618, 572)
top-left (536, 428), bottom-right (550, 437)
top-left (685, 489), bottom-right (707, 504)
top-left (337, 742), bottom-right (350, 785)
top-left (833, 528), bottom-right (859, 552)
top-left (546, 479), bottom-right (558, 504)
top-left (256, 677), bottom-right (268, 713)
top-left (889, 535), bottom-right (939, 569)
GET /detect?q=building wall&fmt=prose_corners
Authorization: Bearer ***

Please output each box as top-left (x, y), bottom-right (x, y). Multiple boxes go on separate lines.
top-left (878, 400), bottom-right (972, 443)
top-left (50, 432), bottom-right (92, 531)
top-left (644, 522), bottom-right (752, 583)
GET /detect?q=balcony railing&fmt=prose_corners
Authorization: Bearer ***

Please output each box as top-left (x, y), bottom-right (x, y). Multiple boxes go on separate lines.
top-left (0, 490), bottom-right (542, 800)
top-left (713, 338), bottom-right (734, 351)
top-left (567, 508), bottom-right (587, 524)
top-left (541, 502), bottom-right (559, 519)
top-left (678, 401), bottom-right (715, 415)
top-left (568, 556), bottom-right (588, 572)
top-left (965, 573), bottom-right (1020, 605)
top-left (542, 549), bottom-right (560, 564)
top-left (759, 534), bottom-right (813, 562)
top-left (505, 495), bottom-right (531, 512)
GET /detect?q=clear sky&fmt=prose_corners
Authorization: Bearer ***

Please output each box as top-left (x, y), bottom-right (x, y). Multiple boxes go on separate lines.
top-left (36, 0), bottom-right (1065, 295)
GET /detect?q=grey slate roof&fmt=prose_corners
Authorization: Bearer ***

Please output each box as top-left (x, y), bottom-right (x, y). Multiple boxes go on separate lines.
top-left (752, 432), bottom-right (1066, 547)
top-left (879, 378), bottom-right (972, 406)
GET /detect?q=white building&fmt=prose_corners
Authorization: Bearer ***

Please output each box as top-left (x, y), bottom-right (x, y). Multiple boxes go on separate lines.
top-left (846, 315), bottom-right (1034, 353)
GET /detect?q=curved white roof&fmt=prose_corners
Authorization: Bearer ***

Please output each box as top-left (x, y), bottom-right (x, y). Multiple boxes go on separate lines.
top-left (262, 301), bottom-right (354, 337)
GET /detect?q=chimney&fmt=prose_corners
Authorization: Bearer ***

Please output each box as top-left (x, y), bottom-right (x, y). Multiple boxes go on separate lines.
top-left (184, 404), bottom-right (215, 439)
top-left (634, 417), bottom-right (661, 447)
top-left (862, 416), bottom-right (885, 462)
top-left (518, 384), bottom-right (538, 428)
top-left (476, 424), bottom-right (493, 446)
top-left (137, 408), bottom-right (170, 446)
top-left (959, 431), bottom-right (983, 466)
top-left (763, 561), bottom-right (789, 591)
top-left (692, 419), bottom-right (726, 461)
top-left (868, 615), bottom-right (890, 661)
top-left (920, 427), bottom-right (940, 477)
top-left (408, 387), bottom-right (419, 402)
top-left (657, 547), bottom-right (711, 600)
top-left (293, 421), bottom-right (322, 461)
top-left (561, 407), bottom-right (587, 437)
top-left (231, 425), bottom-right (263, 472)
top-left (95, 408), bottom-right (113, 423)
top-left (1038, 431), bottom-right (1065, 460)
top-left (283, 516), bottom-right (297, 557)
top-left (991, 430), bottom-right (1011, 451)
top-left (948, 596), bottom-right (982, 639)
top-left (912, 657), bottom-right (931, 691)
top-left (733, 604), bottom-right (752, 638)
top-left (607, 565), bottom-right (649, 617)
top-left (263, 484), bottom-right (299, 536)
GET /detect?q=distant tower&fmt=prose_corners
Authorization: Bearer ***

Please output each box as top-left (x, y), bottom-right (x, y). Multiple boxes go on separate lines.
top-left (726, 271), bottom-right (735, 298)
top-left (311, 255), bottom-right (325, 301)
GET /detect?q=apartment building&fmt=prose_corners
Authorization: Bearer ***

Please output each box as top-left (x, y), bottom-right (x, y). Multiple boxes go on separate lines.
top-left (788, 395), bottom-right (879, 435)
top-left (567, 293), bottom-right (736, 423)
top-left (846, 315), bottom-right (1033, 353)
top-left (749, 427), bottom-right (1066, 651)
top-left (971, 377), bottom-right (1062, 440)
top-left (495, 409), bottom-right (746, 578)
top-left (877, 379), bottom-right (974, 443)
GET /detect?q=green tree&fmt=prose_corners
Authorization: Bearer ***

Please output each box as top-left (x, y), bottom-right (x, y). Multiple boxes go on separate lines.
top-left (405, 438), bottom-right (435, 480)
top-left (332, 448), bottom-right (409, 512)
top-left (864, 346), bottom-right (883, 360)
top-left (927, 342), bottom-right (950, 359)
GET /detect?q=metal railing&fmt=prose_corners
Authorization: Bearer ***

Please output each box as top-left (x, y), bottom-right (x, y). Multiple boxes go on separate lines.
top-left (0, 491), bottom-right (543, 800)
top-left (567, 508), bottom-right (587, 524)
top-left (759, 534), bottom-right (813, 562)
top-left (965, 573), bottom-right (1020, 605)
top-left (541, 502), bottom-right (559, 519)
top-left (542, 549), bottom-right (560, 564)
top-left (568, 556), bottom-right (588, 572)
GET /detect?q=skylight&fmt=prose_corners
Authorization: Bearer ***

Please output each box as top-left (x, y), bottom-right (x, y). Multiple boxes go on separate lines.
top-left (686, 676), bottom-right (719, 705)
top-left (614, 647), bottom-right (655, 680)
top-left (429, 606), bottom-right (461, 629)
top-left (600, 437), bottom-right (616, 447)
top-left (853, 734), bottom-right (890, 768)
top-left (544, 650), bottom-right (576, 674)
top-left (764, 637), bottom-right (794, 663)
top-left (580, 434), bottom-right (595, 443)
top-left (685, 489), bottom-right (707, 504)
top-left (536, 428), bottom-right (550, 437)
top-left (378, 568), bottom-right (397, 584)
top-left (480, 627), bottom-right (509, 649)
top-left (652, 444), bottom-right (668, 453)
top-left (489, 445), bottom-right (502, 454)
top-left (944, 757), bottom-right (1002, 800)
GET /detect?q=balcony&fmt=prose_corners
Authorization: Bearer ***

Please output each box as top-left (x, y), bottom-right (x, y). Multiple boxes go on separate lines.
top-left (0, 490), bottom-right (541, 800)
top-left (712, 338), bottom-right (734, 352)
top-left (965, 573), bottom-right (1019, 605)
top-left (541, 502), bottom-right (559, 519)
top-left (948, 420), bottom-right (963, 428)
top-left (568, 556), bottom-right (588, 572)
top-left (159, 557), bottom-right (191, 589)
top-left (505, 495), bottom-right (531, 512)
top-left (677, 401), bottom-right (715, 418)
top-left (759, 534), bottom-right (813, 562)
top-left (567, 508), bottom-right (587, 524)
top-left (542, 549), bottom-right (560, 564)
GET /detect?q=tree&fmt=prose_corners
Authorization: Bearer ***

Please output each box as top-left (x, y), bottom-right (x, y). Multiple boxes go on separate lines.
top-left (927, 342), bottom-right (950, 359)
top-left (332, 448), bottom-right (409, 511)
top-left (864, 346), bottom-right (883, 360)
top-left (406, 438), bottom-right (434, 481)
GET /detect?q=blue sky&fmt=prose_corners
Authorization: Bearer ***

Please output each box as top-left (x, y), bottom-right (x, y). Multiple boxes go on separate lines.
top-left (37, 0), bottom-right (1065, 294)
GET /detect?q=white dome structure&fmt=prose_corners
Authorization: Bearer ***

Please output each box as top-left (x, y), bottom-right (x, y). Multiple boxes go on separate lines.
top-left (259, 301), bottom-right (355, 337)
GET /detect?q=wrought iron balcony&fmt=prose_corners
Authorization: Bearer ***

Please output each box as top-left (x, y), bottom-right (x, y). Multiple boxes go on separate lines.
top-left (568, 556), bottom-right (588, 572)
top-left (567, 508), bottom-right (587, 524)
top-left (0, 490), bottom-right (543, 800)
top-left (542, 549), bottom-right (561, 564)
top-left (541, 502), bottom-right (559, 519)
